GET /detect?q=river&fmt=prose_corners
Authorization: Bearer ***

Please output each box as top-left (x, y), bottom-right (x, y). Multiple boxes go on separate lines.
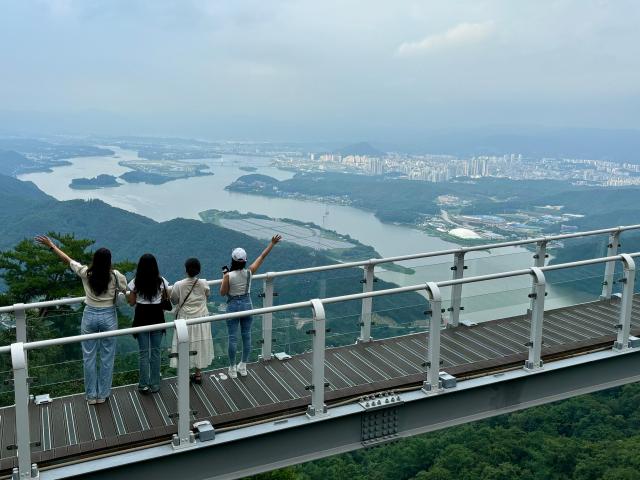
top-left (18, 146), bottom-right (593, 321)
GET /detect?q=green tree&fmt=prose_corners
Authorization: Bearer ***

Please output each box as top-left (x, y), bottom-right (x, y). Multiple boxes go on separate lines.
top-left (0, 232), bottom-right (134, 307)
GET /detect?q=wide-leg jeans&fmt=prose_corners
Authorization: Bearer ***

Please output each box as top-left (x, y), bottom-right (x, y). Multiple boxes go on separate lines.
top-left (81, 305), bottom-right (118, 400)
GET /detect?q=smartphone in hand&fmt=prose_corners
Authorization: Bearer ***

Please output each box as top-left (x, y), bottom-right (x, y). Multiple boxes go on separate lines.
top-left (222, 265), bottom-right (229, 274)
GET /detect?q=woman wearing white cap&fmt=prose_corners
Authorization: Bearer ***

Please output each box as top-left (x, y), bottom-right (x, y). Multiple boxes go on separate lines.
top-left (220, 235), bottom-right (282, 378)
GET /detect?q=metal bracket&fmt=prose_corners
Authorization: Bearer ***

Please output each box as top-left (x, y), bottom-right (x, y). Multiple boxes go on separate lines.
top-left (168, 351), bottom-right (197, 358)
top-left (361, 393), bottom-right (402, 447)
top-left (359, 391), bottom-right (403, 411)
top-left (168, 410), bottom-right (197, 419)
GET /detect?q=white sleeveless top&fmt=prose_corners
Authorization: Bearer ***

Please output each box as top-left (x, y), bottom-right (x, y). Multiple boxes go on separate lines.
top-left (228, 269), bottom-right (252, 296)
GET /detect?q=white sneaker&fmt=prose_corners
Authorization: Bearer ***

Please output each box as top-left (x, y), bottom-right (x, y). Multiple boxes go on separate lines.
top-left (228, 365), bottom-right (237, 379)
top-left (237, 362), bottom-right (247, 377)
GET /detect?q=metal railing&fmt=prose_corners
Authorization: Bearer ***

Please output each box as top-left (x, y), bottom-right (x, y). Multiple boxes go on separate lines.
top-left (1, 251), bottom-right (639, 478)
top-left (1, 224), bottom-right (639, 360)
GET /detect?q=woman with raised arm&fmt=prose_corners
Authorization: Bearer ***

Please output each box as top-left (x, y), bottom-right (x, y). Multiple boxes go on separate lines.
top-left (35, 235), bottom-right (127, 405)
top-left (220, 235), bottom-right (282, 378)
top-left (169, 258), bottom-right (213, 384)
top-left (127, 254), bottom-right (169, 395)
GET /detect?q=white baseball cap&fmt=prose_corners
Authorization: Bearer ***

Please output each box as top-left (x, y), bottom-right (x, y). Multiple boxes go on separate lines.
top-left (231, 247), bottom-right (247, 262)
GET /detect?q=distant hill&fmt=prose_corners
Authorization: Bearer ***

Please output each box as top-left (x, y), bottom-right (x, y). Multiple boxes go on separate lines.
top-left (397, 127), bottom-right (640, 164)
top-left (0, 150), bottom-right (39, 176)
top-left (334, 142), bottom-right (383, 157)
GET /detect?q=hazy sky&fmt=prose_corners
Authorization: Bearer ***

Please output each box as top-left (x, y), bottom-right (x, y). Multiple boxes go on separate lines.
top-left (1, 0), bottom-right (639, 140)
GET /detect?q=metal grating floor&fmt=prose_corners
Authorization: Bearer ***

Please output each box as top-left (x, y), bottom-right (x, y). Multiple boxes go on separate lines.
top-left (0, 296), bottom-right (634, 472)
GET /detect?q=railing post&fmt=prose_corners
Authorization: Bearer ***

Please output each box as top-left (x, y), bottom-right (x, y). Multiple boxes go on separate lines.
top-left (172, 320), bottom-right (195, 449)
top-left (13, 304), bottom-right (27, 344)
top-left (261, 275), bottom-right (275, 361)
top-left (423, 282), bottom-right (442, 392)
top-left (358, 263), bottom-right (375, 343)
top-left (449, 252), bottom-right (465, 327)
top-left (307, 299), bottom-right (327, 418)
top-left (525, 267), bottom-right (546, 370)
top-left (614, 254), bottom-right (635, 350)
top-left (601, 231), bottom-right (621, 299)
top-left (11, 343), bottom-right (37, 479)
top-left (533, 240), bottom-right (548, 268)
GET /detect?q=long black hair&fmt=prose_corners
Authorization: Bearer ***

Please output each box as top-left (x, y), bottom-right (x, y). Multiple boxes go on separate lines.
top-left (87, 248), bottom-right (112, 296)
top-left (134, 253), bottom-right (163, 301)
top-left (230, 259), bottom-right (246, 272)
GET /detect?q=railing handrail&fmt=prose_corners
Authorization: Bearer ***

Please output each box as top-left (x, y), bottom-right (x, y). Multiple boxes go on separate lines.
top-left (0, 224), bottom-right (638, 314)
top-left (0, 252), bottom-right (635, 355)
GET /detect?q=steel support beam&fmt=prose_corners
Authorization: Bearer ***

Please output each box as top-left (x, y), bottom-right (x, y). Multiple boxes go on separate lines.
top-left (53, 348), bottom-right (640, 480)
top-left (11, 343), bottom-right (37, 479)
top-left (423, 282), bottom-right (442, 392)
top-left (449, 252), bottom-right (465, 327)
top-left (614, 254), bottom-right (635, 350)
top-left (307, 299), bottom-right (327, 418)
top-left (601, 232), bottom-right (621, 299)
top-left (533, 241), bottom-right (548, 268)
top-left (525, 267), bottom-right (546, 370)
top-left (172, 319), bottom-right (195, 449)
top-left (358, 264), bottom-right (375, 343)
top-left (261, 275), bottom-right (275, 361)
top-left (13, 304), bottom-right (27, 344)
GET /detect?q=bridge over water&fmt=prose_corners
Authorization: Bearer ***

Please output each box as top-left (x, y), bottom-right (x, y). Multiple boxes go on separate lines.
top-left (0, 225), bottom-right (640, 479)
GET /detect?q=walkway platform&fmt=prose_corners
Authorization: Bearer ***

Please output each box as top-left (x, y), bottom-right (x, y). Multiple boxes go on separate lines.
top-left (0, 296), bottom-right (634, 473)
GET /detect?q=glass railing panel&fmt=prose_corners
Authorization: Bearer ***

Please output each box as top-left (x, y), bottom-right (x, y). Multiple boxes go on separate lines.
top-left (545, 273), bottom-right (607, 310)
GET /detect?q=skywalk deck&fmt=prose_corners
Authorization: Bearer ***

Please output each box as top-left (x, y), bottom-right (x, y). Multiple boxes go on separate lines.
top-left (0, 295), bottom-right (635, 473)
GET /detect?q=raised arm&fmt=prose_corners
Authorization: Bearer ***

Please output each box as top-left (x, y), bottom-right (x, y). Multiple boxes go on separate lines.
top-left (35, 235), bottom-right (74, 265)
top-left (249, 235), bottom-right (282, 274)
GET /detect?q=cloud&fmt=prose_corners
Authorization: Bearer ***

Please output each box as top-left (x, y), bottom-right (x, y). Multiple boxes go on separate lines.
top-left (396, 21), bottom-right (494, 57)
top-left (39, 0), bottom-right (75, 17)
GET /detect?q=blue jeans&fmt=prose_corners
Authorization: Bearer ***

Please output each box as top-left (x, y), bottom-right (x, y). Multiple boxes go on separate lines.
top-left (81, 305), bottom-right (117, 400)
top-left (226, 294), bottom-right (253, 365)
top-left (137, 331), bottom-right (163, 391)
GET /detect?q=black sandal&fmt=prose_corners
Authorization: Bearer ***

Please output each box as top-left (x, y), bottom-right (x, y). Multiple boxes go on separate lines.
top-left (190, 373), bottom-right (202, 385)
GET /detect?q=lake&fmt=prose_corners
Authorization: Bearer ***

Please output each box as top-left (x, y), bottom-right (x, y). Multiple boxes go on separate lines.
top-left (19, 146), bottom-right (594, 321)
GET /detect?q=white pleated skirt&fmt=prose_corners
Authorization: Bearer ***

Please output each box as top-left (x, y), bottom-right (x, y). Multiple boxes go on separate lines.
top-left (170, 313), bottom-right (215, 369)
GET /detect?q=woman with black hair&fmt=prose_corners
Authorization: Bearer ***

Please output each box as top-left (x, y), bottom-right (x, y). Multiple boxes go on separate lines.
top-left (35, 235), bottom-right (128, 405)
top-left (127, 254), bottom-right (169, 394)
top-left (169, 258), bottom-right (213, 384)
top-left (220, 235), bottom-right (282, 378)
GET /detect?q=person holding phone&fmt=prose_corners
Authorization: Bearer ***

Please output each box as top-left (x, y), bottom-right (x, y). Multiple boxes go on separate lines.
top-left (220, 235), bottom-right (282, 378)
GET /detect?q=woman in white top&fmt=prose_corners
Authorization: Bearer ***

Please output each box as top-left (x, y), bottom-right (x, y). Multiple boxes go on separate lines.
top-left (35, 235), bottom-right (127, 405)
top-left (170, 258), bottom-right (214, 384)
top-left (126, 253), bottom-right (169, 394)
top-left (220, 235), bottom-right (282, 378)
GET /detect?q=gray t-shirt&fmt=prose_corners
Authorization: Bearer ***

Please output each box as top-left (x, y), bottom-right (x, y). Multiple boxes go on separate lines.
top-left (228, 269), bottom-right (252, 296)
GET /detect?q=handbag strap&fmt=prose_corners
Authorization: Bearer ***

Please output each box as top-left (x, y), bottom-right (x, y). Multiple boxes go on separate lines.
top-left (244, 269), bottom-right (252, 295)
top-left (160, 278), bottom-right (172, 301)
top-left (175, 278), bottom-right (198, 317)
top-left (112, 271), bottom-right (120, 305)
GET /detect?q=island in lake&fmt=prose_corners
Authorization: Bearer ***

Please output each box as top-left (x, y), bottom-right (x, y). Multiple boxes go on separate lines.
top-left (70, 174), bottom-right (120, 189)
top-left (119, 159), bottom-right (213, 185)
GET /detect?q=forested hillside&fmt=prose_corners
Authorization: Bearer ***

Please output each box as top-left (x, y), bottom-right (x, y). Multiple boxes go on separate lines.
top-left (254, 383), bottom-right (640, 480)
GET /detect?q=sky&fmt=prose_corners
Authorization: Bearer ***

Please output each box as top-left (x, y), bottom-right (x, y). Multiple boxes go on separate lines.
top-left (0, 0), bottom-right (639, 141)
